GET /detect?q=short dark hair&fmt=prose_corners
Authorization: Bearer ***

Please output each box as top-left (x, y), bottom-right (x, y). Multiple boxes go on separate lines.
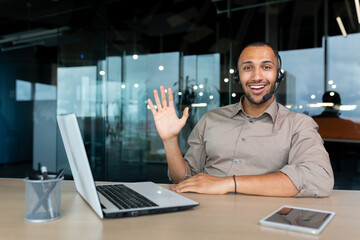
top-left (238, 41), bottom-right (279, 62)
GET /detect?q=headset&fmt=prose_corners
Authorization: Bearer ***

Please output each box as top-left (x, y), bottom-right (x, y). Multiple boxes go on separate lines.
top-left (233, 53), bottom-right (285, 102)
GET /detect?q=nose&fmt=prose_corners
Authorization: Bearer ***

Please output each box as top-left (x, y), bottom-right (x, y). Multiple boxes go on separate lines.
top-left (253, 67), bottom-right (263, 80)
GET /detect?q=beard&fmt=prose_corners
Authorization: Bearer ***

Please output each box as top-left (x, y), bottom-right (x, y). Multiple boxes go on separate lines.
top-left (243, 81), bottom-right (276, 105)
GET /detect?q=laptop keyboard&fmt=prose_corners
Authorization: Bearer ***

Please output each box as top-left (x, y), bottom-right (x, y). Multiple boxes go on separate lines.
top-left (96, 184), bottom-right (159, 209)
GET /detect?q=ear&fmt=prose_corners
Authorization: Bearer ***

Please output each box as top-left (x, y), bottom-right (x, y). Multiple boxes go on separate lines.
top-left (234, 70), bottom-right (239, 83)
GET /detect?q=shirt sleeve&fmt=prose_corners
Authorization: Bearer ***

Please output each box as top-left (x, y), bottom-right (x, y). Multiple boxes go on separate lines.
top-left (167, 114), bottom-right (207, 183)
top-left (280, 114), bottom-right (334, 197)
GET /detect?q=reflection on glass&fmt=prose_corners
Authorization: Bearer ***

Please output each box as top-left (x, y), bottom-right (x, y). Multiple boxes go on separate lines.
top-left (312, 91), bottom-right (360, 140)
top-left (33, 83), bottom-right (57, 172)
top-left (35, 83), bottom-right (57, 101)
top-left (16, 80), bottom-right (32, 101)
top-left (0, 99), bottom-right (11, 164)
top-left (280, 47), bottom-right (324, 116)
top-left (57, 66), bottom-right (97, 116)
top-left (328, 33), bottom-right (360, 121)
top-left (56, 51), bottom-right (221, 181)
top-left (177, 54), bottom-right (220, 154)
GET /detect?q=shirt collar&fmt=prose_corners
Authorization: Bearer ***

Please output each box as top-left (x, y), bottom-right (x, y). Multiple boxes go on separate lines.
top-left (230, 96), bottom-right (278, 123)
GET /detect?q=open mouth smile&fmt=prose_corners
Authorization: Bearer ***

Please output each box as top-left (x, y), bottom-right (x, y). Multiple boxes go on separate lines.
top-left (248, 84), bottom-right (267, 94)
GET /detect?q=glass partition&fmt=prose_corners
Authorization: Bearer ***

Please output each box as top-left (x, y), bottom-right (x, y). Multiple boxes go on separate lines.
top-left (0, 0), bottom-right (360, 189)
top-left (327, 33), bottom-right (360, 121)
top-left (280, 47), bottom-right (325, 115)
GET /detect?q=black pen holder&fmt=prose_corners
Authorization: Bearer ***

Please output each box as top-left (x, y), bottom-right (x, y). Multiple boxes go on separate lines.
top-left (24, 175), bottom-right (63, 222)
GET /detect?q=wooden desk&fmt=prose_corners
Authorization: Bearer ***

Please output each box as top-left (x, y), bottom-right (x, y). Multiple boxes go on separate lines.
top-left (1, 178), bottom-right (360, 240)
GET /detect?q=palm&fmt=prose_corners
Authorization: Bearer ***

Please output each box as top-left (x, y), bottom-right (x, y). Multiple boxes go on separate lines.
top-left (154, 106), bottom-right (185, 140)
top-left (148, 87), bottom-right (189, 141)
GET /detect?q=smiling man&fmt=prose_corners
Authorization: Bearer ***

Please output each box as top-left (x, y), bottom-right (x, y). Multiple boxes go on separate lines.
top-left (148, 41), bottom-right (334, 197)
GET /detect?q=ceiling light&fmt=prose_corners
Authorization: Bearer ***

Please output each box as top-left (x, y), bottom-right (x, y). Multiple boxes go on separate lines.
top-left (355, 0), bottom-right (360, 24)
top-left (1, 41), bottom-right (44, 52)
top-left (336, 17), bottom-right (347, 37)
top-left (308, 103), bottom-right (334, 108)
top-left (12, 33), bottom-right (58, 45)
top-left (340, 105), bottom-right (357, 111)
top-left (191, 103), bottom-right (207, 107)
top-left (0, 27), bottom-right (69, 45)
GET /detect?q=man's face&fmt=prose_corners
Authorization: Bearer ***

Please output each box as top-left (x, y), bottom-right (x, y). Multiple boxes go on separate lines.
top-left (237, 46), bottom-right (278, 105)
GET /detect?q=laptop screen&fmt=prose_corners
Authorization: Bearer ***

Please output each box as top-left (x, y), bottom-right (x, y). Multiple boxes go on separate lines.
top-left (57, 113), bottom-right (104, 218)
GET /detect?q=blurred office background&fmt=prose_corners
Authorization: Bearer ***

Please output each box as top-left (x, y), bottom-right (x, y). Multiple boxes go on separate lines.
top-left (0, 0), bottom-right (360, 189)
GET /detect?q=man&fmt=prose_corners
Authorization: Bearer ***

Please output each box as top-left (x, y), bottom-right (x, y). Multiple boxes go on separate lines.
top-left (148, 42), bottom-right (334, 197)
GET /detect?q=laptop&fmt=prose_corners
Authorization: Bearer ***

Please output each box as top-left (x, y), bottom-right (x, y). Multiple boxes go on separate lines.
top-left (57, 113), bottom-right (199, 218)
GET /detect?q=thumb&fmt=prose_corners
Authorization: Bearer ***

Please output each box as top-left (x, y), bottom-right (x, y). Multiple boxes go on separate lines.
top-left (180, 107), bottom-right (189, 125)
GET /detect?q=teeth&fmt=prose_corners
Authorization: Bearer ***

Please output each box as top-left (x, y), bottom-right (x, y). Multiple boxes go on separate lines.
top-left (250, 85), bottom-right (265, 89)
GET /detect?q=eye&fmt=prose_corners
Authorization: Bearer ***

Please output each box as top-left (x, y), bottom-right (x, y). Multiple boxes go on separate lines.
top-left (243, 65), bottom-right (253, 71)
top-left (263, 65), bottom-right (272, 70)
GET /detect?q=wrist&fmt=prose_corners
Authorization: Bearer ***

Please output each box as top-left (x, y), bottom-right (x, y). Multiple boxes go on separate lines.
top-left (232, 175), bottom-right (237, 194)
top-left (162, 136), bottom-right (178, 145)
top-left (222, 176), bottom-right (236, 194)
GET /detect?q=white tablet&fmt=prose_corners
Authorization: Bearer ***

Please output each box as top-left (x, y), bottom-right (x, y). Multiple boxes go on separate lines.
top-left (259, 205), bottom-right (335, 235)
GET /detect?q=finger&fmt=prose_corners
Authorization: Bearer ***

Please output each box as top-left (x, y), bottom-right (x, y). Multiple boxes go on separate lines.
top-left (174, 177), bottom-right (197, 190)
top-left (175, 183), bottom-right (200, 193)
top-left (147, 99), bottom-right (157, 116)
top-left (172, 182), bottom-right (193, 193)
top-left (168, 88), bottom-right (174, 108)
top-left (160, 86), bottom-right (168, 108)
top-left (153, 89), bottom-right (163, 110)
top-left (180, 107), bottom-right (189, 125)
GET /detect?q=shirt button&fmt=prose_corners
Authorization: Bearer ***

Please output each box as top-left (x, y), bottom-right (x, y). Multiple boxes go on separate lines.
top-left (249, 119), bottom-right (253, 123)
top-left (234, 159), bottom-right (240, 164)
top-left (241, 138), bottom-right (245, 141)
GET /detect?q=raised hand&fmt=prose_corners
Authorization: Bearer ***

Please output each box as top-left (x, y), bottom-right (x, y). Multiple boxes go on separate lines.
top-left (148, 86), bottom-right (189, 142)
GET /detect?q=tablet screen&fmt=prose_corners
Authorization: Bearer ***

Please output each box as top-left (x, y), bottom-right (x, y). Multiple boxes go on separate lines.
top-left (264, 207), bottom-right (331, 229)
top-left (259, 206), bottom-right (336, 234)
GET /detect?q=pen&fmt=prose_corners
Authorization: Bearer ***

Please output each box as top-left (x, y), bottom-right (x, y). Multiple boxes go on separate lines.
top-left (40, 166), bottom-right (51, 217)
top-left (55, 168), bottom-right (67, 179)
top-left (41, 166), bottom-right (49, 180)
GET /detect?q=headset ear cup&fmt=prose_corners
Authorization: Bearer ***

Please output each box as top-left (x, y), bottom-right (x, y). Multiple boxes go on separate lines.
top-left (276, 54), bottom-right (285, 83)
top-left (277, 69), bottom-right (285, 83)
top-left (234, 70), bottom-right (239, 83)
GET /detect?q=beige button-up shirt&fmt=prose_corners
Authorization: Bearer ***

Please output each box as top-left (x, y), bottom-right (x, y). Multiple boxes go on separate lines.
top-left (173, 97), bottom-right (334, 197)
